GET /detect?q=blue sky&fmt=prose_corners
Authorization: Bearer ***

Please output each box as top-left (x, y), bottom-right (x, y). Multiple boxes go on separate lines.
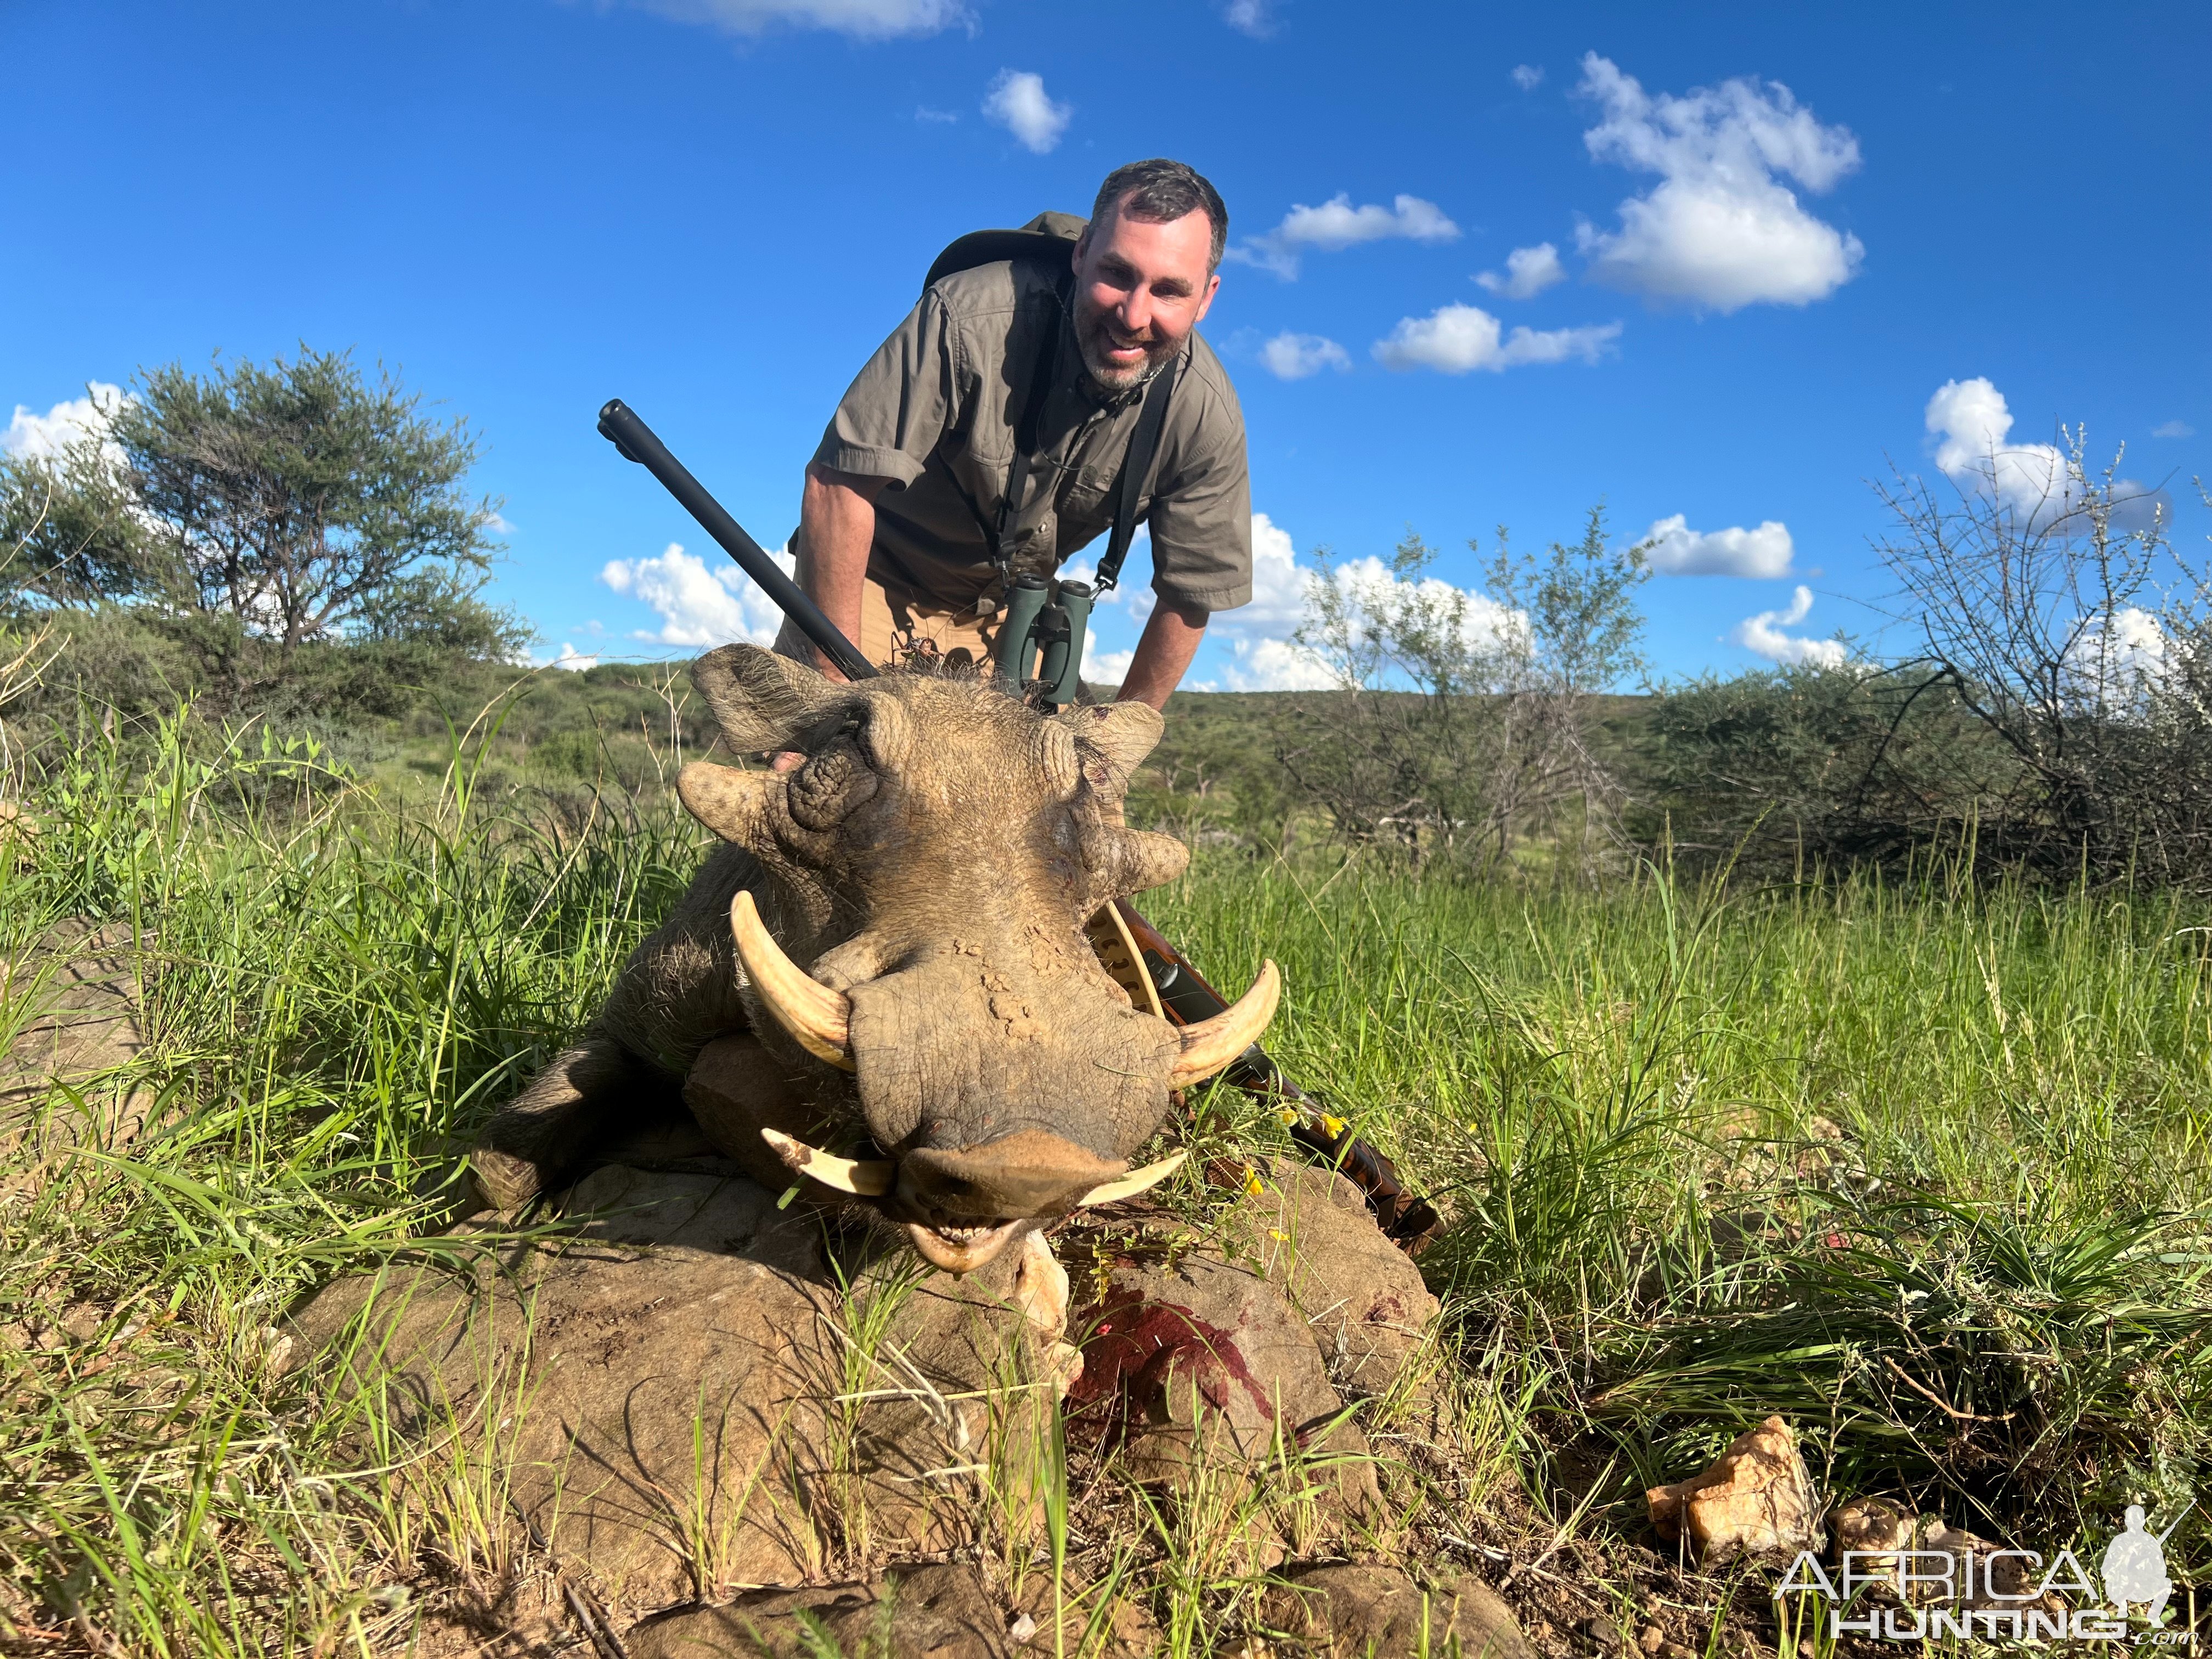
top-left (4, 0), bottom-right (2207, 689)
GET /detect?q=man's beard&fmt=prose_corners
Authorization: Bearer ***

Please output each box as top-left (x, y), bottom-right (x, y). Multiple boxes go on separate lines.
top-left (1074, 297), bottom-right (1177, 392)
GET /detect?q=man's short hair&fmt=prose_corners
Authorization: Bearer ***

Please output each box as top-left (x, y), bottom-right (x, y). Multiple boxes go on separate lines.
top-left (1090, 159), bottom-right (1228, 274)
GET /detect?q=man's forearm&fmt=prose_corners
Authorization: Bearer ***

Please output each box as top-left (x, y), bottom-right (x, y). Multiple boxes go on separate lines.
top-left (797, 465), bottom-right (883, 680)
top-left (1117, 600), bottom-right (1208, 710)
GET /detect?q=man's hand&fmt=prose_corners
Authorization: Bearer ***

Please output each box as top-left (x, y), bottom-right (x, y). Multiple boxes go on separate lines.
top-left (797, 464), bottom-right (886, 681)
top-left (1117, 599), bottom-right (1208, 710)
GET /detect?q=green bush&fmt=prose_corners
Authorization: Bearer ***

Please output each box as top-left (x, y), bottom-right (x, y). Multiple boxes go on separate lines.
top-left (1634, 663), bottom-right (2021, 877)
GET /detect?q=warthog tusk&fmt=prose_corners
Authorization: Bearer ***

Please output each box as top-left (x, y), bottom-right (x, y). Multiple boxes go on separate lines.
top-left (730, 890), bottom-right (855, 1070)
top-left (1167, 960), bottom-right (1282, 1087)
top-left (761, 1127), bottom-right (893, 1197)
top-left (1077, 1149), bottom-right (1188, 1207)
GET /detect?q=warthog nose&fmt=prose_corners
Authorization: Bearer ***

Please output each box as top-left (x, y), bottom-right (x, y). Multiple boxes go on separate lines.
top-left (897, 1128), bottom-right (1125, 1219)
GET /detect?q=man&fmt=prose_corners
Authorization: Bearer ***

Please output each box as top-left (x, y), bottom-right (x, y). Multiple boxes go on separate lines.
top-left (780, 158), bottom-right (1251, 709)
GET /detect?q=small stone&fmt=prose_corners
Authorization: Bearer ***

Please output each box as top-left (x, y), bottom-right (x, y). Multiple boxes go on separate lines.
top-left (1646, 1416), bottom-right (1819, 1563)
top-left (1639, 1625), bottom-right (1666, 1654)
top-left (1583, 1616), bottom-right (1624, 1649)
top-left (1661, 1644), bottom-right (1699, 1659)
top-left (1008, 1610), bottom-right (1037, 1643)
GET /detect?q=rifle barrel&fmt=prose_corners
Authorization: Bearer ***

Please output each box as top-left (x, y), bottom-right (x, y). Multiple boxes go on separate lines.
top-left (595, 398), bottom-right (877, 683)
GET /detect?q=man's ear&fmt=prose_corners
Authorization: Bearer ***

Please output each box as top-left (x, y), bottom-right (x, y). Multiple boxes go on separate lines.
top-left (1193, 272), bottom-right (1221, 326)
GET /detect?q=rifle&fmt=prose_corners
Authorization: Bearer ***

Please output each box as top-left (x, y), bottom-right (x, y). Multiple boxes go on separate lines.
top-left (595, 398), bottom-right (1444, 1256)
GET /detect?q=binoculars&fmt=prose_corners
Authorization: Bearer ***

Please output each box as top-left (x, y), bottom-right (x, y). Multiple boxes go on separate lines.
top-left (992, 573), bottom-right (1092, 708)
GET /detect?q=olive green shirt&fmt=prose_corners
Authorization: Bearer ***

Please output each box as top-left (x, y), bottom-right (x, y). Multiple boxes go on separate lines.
top-left (810, 258), bottom-right (1252, 614)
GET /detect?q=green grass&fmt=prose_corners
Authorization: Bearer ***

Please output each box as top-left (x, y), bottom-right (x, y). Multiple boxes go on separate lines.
top-left (1, 707), bottom-right (2206, 1653)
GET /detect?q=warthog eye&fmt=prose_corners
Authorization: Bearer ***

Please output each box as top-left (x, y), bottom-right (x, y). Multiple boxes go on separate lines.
top-left (788, 736), bottom-right (879, 830)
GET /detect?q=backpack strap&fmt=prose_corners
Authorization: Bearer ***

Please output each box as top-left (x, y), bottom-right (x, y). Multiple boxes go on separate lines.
top-left (1092, 353), bottom-right (1178, 596)
top-left (992, 285), bottom-right (1066, 567)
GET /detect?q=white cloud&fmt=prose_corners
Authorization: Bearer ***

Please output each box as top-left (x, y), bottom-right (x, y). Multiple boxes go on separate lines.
top-left (1511, 63), bottom-right (1544, 91)
top-left (1923, 377), bottom-right (2169, 535)
top-left (2102, 606), bottom-right (2165, 675)
top-left (1219, 634), bottom-right (1335, 691)
top-left (1474, 242), bottom-right (1566, 300)
top-left (1227, 193), bottom-right (1459, 279)
top-left (1222, 0), bottom-right (1273, 36)
top-left (3, 382), bottom-right (127, 462)
top-left (1926, 377), bottom-right (2064, 505)
top-left (983, 70), bottom-right (1071, 154)
top-left (483, 510), bottom-right (516, 535)
top-left (1731, 584), bottom-right (1845, 667)
top-left (543, 643), bottom-right (599, 672)
top-left (1081, 642), bottom-right (1134, 684)
top-left (2152, 420), bottom-right (2194, 439)
top-left (1259, 331), bottom-right (1350, 380)
top-left (1232, 511), bottom-right (1312, 636)
top-left (600, 540), bottom-right (795, 648)
top-left (616, 0), bottom-right (966, 38)
top-left (915, 105), bottom-right (959, 124)
top-left (1190, 512), bottom-right (1327, 688)
top-left (1373, 303), bottom-right (1620, 374)
top-left (1573, 53), bottom-right (1864, 312)
top-left (1207, 516), bottom-right (1528, 691)
top-left (1643, 513), bottom-right (1795, 578)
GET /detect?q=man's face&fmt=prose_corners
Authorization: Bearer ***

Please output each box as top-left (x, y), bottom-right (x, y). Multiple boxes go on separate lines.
top-left (1071, 198), bottom-right (1221, 392)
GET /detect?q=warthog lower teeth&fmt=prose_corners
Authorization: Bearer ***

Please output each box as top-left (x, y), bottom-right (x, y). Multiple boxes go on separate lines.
top-left (932, 1224), bottom-right (1002, 1243)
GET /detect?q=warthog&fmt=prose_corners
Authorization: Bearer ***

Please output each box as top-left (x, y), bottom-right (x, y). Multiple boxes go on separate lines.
top-left (470, 644), bottom-right (1277, 1274)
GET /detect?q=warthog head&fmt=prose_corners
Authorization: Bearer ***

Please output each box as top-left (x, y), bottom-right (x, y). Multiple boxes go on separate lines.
top-left (676, 645), bottom-right (1278, 1274)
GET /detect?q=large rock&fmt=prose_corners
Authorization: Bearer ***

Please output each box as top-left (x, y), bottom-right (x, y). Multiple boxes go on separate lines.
top-left (0, 918), bottom-right (156, 1187)
top-left (289, 1162), bottom-right (1062, 1618)
top-left (1258, 1563), bottom-right (1531, 1658)
top-left (629, 1562), bottom-right (1010, 1658)
top-left (1646, 1415), bottom-right (1819, 1563)
top-left (291, 1139), bottom-right (1446, 1631)
top-left (1223, 1161), bottom-right (1441, 1398)
top-left (1068, 1247), bottom-right (1374, 1503)
top-left (1059, 1158), bottom-right (1436, 1515)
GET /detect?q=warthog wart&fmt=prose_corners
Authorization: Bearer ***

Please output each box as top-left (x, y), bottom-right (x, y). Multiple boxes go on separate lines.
top-left (470, 643), bottom-right (1277, 1273)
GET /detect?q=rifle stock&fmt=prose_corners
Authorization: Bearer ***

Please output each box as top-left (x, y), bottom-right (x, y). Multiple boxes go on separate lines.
top-left (1107, 899), bottom-right (1443, 1255)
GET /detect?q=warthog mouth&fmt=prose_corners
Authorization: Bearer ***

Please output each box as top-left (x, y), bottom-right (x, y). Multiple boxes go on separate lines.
top-left (905, 1218), bottom-right (1026, 1273)
top-left (761, 1127), bottom-right (1192, 1274)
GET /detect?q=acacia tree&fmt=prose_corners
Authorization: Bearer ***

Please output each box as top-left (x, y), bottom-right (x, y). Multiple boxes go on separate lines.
top-left (0, 398), bottom-right (179, 610)
top-left (1284, 507), bottom-right (1650, 869)
top-left (108, 349), bottom-right (504, 656)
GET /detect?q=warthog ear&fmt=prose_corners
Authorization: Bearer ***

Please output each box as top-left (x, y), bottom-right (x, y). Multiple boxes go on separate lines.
top-left (1062, 701), bottom-right (1164, 795)
top-left (693, 644), bottom-right (851, 752)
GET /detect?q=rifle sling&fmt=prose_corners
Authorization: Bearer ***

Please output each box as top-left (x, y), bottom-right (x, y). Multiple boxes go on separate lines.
top-left (974, 273), bottom-right (1178, 598)
top-left (1093, 354), bottom-right (1176, 596)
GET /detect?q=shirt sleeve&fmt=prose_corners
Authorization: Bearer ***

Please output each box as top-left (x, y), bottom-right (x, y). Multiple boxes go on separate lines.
top-left (810, 291), bottom-right (960, 488)
top-left (1143, 394), bottom-right (1252, 613)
